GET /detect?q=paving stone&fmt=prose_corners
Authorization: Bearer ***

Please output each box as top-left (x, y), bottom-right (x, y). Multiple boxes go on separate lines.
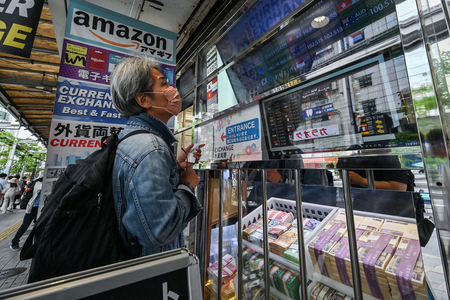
top-left (434, 289), bottom-right (449, 300)
top-left (431, 290), bottom-right (441, 297)
top-left (423, 257), bottom-right (442, 268)
top-left (425, 264), bottom-right (435, 272)
top-left (426, 270), bottom-right (446, 284)
top-left (437, 281), bottom-right (448, 291)
top-left (432, 265), bottom-right (445, 274)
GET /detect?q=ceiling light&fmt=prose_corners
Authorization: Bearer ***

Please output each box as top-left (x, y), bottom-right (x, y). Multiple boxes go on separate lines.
top-left (311, 16), bottom-right (329, 28)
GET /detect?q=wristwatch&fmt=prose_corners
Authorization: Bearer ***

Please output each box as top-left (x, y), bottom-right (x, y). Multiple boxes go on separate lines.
top-left (179, 181), bottom-right (195, 193)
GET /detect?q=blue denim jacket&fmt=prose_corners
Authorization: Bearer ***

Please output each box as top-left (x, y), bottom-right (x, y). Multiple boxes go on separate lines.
top-left (112, 113), bottom-right (203, 255)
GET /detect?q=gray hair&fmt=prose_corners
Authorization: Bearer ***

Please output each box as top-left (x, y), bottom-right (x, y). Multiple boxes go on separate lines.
top-left (110, 56), bottom-right (162, 118)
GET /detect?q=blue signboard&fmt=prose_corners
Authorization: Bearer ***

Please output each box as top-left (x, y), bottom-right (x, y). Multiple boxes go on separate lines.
top-left (53, 78), bottom-right (126, 124)
top-left (226, 118), bottom-right (260, 144)
top-left (302, 103), bottom-right (334, 118)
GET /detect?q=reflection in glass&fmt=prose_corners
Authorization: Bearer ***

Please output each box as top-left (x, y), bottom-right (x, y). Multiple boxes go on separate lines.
top-left (205, 170), bottom-right (241, 299)
top-left (217, 0), bottom-right (400, 105)
top-left (259, 50), bottom-right (419, 158)
top-left (177, 64), bottom-right (195, 98)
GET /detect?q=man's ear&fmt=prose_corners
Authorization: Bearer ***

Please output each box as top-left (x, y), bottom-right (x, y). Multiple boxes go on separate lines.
top-left (135, 93), bottom-right (152, 109)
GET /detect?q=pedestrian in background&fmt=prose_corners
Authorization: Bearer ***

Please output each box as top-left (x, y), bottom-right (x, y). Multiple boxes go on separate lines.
top-left (10, 177), bottom-right (42, 251)
top-left (1, 178), bottom-right (20, 213)
top-left (0, 173), bottom-right (7, 207)
top-left (13, 175), bottom-right (23, 209)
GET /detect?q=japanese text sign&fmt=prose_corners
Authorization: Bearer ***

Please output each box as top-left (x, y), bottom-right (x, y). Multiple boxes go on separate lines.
top-left (293, 124), bottom-right (339, 141)
top-left (226, 119), bottom-right (259, 145)
top-left (214, 105), bottom-right (262, 161)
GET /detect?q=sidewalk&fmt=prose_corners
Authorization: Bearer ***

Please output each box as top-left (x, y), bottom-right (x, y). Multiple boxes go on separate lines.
top-left (0, 208), bottom-right (32, 290)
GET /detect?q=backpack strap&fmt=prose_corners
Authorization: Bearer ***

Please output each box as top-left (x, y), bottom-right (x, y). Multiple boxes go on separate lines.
top-left (119, 130), bottom-right (150, 144)
top-left (102, 130), bottom-right (150, 151)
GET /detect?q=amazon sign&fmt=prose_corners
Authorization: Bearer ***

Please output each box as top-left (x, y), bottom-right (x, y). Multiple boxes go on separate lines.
top-left (65, 0), bottom-right (176, 65)
top-left (71, 10), bottom-right (173, 61)
top-left (0, 0), bottom-right (44, 58)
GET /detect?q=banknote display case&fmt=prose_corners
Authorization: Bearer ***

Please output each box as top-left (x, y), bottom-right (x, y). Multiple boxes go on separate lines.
top-left (172, 0), bottom-right (450, 298)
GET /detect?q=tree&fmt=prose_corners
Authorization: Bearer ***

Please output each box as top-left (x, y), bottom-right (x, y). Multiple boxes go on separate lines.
top-left (0, 131), bottom-right (16, 168)
top-left (0, 130), bottom-right (46, 178)
top-left (12, 143), bottom-right (46, 179)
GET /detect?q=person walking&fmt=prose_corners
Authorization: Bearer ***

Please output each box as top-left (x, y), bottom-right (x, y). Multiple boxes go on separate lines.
top-left (10, 177), bottom-right (42, 251)
top-left (1, 178), bottom-right (21, 213)
top-left (0, 173), bottom-right (7, 207)
top-left (0, 173), bottom-right (7, 191)
top-left (13, 175), bottom-right (24, 209)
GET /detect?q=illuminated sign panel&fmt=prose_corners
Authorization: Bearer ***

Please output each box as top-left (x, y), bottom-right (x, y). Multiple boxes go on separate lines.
top-left (220, 0), bottom-right (399, 102)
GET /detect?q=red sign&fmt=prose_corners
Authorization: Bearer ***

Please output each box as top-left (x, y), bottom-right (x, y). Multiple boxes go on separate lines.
top-left (89, 49), bottom-right (107, 71)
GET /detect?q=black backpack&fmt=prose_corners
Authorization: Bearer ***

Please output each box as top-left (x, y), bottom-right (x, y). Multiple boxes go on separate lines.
top-left (21, 130), bottom-right (147, 283)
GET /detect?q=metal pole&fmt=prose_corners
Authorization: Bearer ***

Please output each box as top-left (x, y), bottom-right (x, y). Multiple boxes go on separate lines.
top-left (261, 169), bottom-right (270, 299)
top-left (366, 170), bottom-right (375, 189)
top-left (287, 167), bottom-right (293, 183)
top-left (20, 164), bottom-right (26, 178)
top-left (321, 169), bottom-right (328, 186)
top-left (237, 168), bottom-right (243, 299)
top-left (294, 169), bottom-right (308, 300)
top-left (5, 143), bottom-right (17, 175)
top-left (341, 170), bottom-right (363, 300)
top-left (218, 170), bottom-right (224, 300)
top-left (5, 126), bottom-right (21, 175)
top-left (194, 170), bottom-right (204, 254)
top-left (201, 170), bottom-right (210, 299)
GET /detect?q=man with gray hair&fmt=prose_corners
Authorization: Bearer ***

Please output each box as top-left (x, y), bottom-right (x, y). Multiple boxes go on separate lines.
top-left (110, 56), bottom-right (203, 256)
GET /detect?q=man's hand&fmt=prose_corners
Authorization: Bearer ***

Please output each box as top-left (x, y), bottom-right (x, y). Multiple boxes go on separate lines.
top-left (348, 171), bottom-right (367, 187)
top-left (267, 169), bottom-right (283, 183)
top-left (180, 168), bottom-right (200, 189)
top-left (177, 144), bottom-right (205, 170)
top-left (346, 171), bottom-right (407, 190)
top-left (216, 159), bottom-right (228, 169)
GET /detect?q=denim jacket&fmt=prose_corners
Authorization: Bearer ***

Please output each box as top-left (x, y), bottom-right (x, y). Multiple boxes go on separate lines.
top-left (112, 113), bottom-right (203, 255)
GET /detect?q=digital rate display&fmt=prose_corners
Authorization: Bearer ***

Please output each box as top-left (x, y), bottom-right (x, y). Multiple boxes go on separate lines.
top-left (222, 0), bottom-right (399, 101)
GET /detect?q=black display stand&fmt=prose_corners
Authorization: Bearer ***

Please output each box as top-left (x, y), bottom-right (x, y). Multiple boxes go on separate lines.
top-left (0, 248), bottom-right (201, 300)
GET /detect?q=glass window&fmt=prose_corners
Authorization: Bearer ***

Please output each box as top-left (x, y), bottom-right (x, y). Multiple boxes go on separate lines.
top-left (177, 64), bottom-right (196, 98)
top-left (216, 0), bottom-right (399, 106)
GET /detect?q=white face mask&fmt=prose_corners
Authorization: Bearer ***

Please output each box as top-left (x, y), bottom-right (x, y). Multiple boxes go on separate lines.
top-left (144, 86), bottom-right (182, 116)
